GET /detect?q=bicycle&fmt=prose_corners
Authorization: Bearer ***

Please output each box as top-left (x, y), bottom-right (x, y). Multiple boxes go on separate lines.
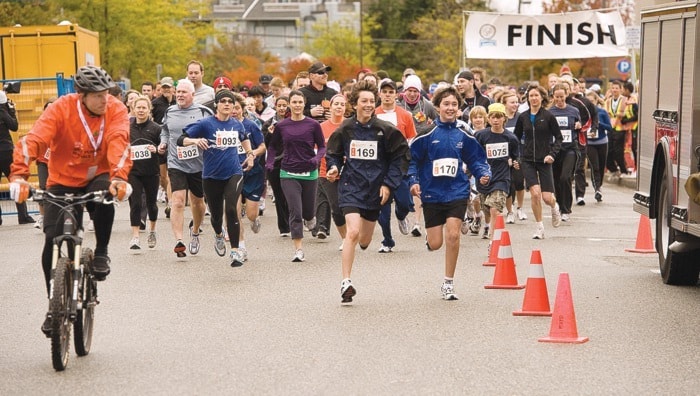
top-left (30, 188), bottom-right (114, 371)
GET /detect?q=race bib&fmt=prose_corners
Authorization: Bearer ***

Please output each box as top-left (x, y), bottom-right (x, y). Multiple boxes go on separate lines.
top-left (287, 171), bottom-right (310, 177)
top-left (561, 129), bottom-right (572, 143)
top-left (176, 145), bottom-right (199, 160)
top-left (130, 144), bottom-right (151, 160)
top-left (432, 158), bottom-right (458, 177)
top-left (556, 116), bottom-right (568, 128)
top-left (44, 148), bottom-right (51, 160)
top-left (349, 140), bottom-right (377, 160)
top-left (216, 130), bottom-right (239, 148)
top-left (485, 142), bottom-right (509, 159)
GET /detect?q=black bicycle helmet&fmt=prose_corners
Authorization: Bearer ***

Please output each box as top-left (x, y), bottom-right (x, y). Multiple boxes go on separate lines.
top-left (74, 65), bottom-right (116, 93)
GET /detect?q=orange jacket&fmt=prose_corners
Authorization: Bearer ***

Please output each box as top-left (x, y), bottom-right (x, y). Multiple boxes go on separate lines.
top-left (11, 93), bottom-right (132, 187)
top-left (374, 106), bottom-right (417, 141)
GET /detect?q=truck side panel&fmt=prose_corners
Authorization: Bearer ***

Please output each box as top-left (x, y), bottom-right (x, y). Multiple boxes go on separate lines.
top-left (638, 16), bottom-right (660, 197)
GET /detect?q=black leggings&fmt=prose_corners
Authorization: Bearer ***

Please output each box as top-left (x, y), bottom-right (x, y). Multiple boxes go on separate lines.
top-left (587, 143), bottom-right (608, 192)
top-left (128, 173), bottom-right (159, 227)
top-left (203, 175), bottom-right (243, 249)
top-left (41, 174), bottom-right (114, 296)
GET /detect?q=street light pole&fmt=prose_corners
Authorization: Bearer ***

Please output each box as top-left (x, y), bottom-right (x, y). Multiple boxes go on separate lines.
top-left (359, 0), bottom-right (363, 68)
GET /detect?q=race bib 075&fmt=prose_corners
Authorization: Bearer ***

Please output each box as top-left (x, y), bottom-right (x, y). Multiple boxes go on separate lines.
top-left (485, 142), bottom-right (508, 159)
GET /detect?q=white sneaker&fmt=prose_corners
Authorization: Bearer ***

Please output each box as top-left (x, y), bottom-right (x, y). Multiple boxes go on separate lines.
top-left (147, 231), bottom-right (157, 248)
top-left (533, 225), bottom-right (545, 240)
top-left (34, 215), bottom-right (43, 229)
top-left (229, 250), bottom-right (244, 267)
top-left (341, 279), bottom-right (356, 303)
top-left (551, 204), bottom-right (562, 228)
top-left (378, 244), bottom-right (393, 253)
top-left (441, 282), bottom-right (458, 301)
top-left (239, 247), bottom-right (249, 262)
top-left (561, 213), bottom-right (570, 222)
top-left (214, 233), bottom-right (226, 257)
top-left (397, 217), bottom-right (410, 235)
top-left (129, 237), bottom-right (141, 250)
top-left (411, 223), bottom-right (422, 237)
top-left (505, 212), bottom-right (515, 224)
top-left (259, 197), bottom-right (266, 211)
top-left (250, 217), bottom-right (261, 234)
top-left (338, 240), bottom-right (344, 251)
top-left (303, 217), bottom-right (316, 232)
top-left (481, 226), bottom-right (490, 240)
top-left (516, 207), bottom-right (527, 221)
top-left (292, 249), bottom-right (305, 262)
top-left (460, 219), bottom-right (470, 235)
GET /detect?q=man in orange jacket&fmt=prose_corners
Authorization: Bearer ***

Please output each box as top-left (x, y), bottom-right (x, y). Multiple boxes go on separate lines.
top-left (9, 66), bottom-right (132, 336)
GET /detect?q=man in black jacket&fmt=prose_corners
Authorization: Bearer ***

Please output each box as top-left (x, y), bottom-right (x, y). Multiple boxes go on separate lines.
top-left (455, 70), bottom-right (491, 122)
top-left (300, 61), bottom-right (338, 122)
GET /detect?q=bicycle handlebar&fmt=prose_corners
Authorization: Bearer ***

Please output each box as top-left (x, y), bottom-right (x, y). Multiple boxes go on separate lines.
top-left (29, 188), bottom-right (116, 205)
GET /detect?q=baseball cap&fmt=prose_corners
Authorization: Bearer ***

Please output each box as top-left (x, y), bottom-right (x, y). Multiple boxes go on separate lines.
top-left (214, 76), bottom-right (233, 90)
top-left (259, 74), bottom-right (272, 84)
top-left (458, 71), bottom-right (474, 80)
top-left (488, 103), bottom-right (506, 115)
top-left (379, 78), bottom-right (397, 90)
top-left (160, 77), bottom-right (174, 87)
top-left (309, 61), bottom-right (331, 74)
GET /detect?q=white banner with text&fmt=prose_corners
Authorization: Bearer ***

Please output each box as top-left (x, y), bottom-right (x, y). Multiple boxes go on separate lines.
top-left (465, 11), bottom-right (628, 59)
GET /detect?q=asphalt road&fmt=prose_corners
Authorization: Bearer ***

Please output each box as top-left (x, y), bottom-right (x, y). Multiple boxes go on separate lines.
top-left (2, 179), bottom-right (699, 394)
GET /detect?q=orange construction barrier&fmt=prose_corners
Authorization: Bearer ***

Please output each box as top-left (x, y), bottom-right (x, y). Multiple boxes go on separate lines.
top-left (483, 214), bottom-right (505, 266)
top-left (625, 214), bottom-right (656, 253)
top-left (538, 273), bottom-right (589, 344)
top-left (485, 230), bottom-right (525, 290)
top-left (513, 249), bottom-right (552, 316)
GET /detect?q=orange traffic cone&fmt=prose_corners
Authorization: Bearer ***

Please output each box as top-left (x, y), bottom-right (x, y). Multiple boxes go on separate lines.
top-left (485, 230), bottom-right (525, 289)
top-left (513, 249), bottom-right (552, 316)
top-left (483, 214), bottom-right (505, 266)
top-left (625, 214), bottom-right (656, 254)
top-left (538, 273), bottom-right (589, 344)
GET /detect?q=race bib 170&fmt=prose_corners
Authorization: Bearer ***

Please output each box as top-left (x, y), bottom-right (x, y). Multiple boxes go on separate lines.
top-left (432, 158), bottom-right (458, 177)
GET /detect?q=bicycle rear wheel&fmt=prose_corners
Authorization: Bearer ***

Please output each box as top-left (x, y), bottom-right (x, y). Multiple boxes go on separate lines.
top-left (50, 257), bottom-right (72, 371)
top-left (74, 248), bottom-right (95, 356)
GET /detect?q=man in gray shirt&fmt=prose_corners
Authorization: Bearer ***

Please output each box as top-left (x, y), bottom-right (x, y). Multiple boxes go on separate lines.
top-left (158, 79), bottom-right (213, 258)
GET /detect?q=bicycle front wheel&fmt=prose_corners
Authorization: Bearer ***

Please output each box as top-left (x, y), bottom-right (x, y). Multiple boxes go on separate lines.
top-left (50, 257), bottom-right (72, 371)
top-left (74, 248), bottom-right (95, 356)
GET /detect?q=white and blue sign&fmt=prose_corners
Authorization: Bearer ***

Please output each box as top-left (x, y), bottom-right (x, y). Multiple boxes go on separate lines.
top-left (616, 59), bottom-right (632, 74)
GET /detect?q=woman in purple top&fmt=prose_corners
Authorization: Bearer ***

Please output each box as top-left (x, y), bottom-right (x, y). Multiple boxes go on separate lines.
top-left (266, 90), bottom-right (326, 262)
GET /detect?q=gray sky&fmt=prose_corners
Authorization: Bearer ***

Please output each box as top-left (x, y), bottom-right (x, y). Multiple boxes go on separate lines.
top-left (489, 0), bottom-right (544, 14)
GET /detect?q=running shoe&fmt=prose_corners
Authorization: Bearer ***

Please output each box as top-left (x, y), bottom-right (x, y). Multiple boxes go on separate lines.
top-left (316, 228), bottom-right (327, 239)
top-left (280, 232), bottom-right (291, 238)
top-left (378, 244), bottom-right (393, 253)
top-left (339, 240), bottom-right (344, 251)
top-left (441, 282), bottom-right (458, 301)
top-left (292, 249), bottom-right (305, 262)
top-left (505, 212), bottom-right (515, 224)
top-left (239, 247), bottom-right (249, 262)
top-left (174, 240), bottom-right (187, 257)
top-left (164, 206), bottom-right (171, 219)
top-left (341, 279), bottom-right (356, 303)
top-left (34, 215), bottom-right (43, 229)
top-left (250, 217), bottom-right (261, 234)
top-left (482, 225), bottom-right (490, 240)
top-left (469, 217), bottom-right (481, 235)
top-left (398, 217), bottom-right (411, 235)
top-left (411, 223), bottom-right (422, 237)
top-left (576, 197), bottom-right (586, 206)
top-left (562, 213), bottom-right (570, 222)
top-left (189, 233), bottom-right (200, 255)
top-left (551, 204), bottom-right (562, 228)
top-left (214, 233), bottom-right (226, 257)
top-left (129, 237), bottom-right (141, 250)
top-left (517, 207), bottom-right (527, 221)
top-left (92, 256), bottom-right (111, 280)
top-left (229, 250), bottom-right (244, 267)
top-left (533, 225), bottom-right (545, 240)
top-left (595, 190), bottom-right (603, 202)
top-left (147, 231), bottom-right (157, 248)
top-left (460, 219), bottom-right (470, 235)
top-left (303, 217), bottom-right (316, 232)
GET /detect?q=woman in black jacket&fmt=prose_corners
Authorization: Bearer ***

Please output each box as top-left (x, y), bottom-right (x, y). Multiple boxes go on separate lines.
top-left (0, 92), bottom-right (34, 225)
top-left (513, 84), bottom-right (563, 239)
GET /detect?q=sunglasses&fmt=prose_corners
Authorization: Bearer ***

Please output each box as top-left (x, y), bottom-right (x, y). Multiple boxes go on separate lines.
top-left (218, 99), bottom-right (234, 104)
top-left (313, 71), bottom-right (327, 75)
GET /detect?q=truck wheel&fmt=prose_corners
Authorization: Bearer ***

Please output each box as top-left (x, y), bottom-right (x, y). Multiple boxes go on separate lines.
top-left (656, 167), bottom-right (699, 285)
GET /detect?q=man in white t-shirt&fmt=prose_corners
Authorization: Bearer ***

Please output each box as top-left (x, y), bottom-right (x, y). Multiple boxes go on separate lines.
top-left (187, 60), bottom-right (215, 104)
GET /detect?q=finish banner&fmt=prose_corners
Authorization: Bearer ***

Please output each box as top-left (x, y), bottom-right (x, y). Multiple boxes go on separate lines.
top-left (465, 10), bottom-right (628, 59)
